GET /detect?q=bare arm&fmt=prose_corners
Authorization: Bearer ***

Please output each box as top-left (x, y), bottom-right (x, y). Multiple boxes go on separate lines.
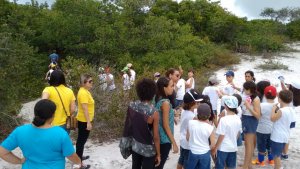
top-left (82, 103), bottom-right (92, 130)
top-left (161, 101), bottom-right (178, 153)
top-left (186, 128), bottom-right (190, 141)
top-left (41, 92), bottom-right (49, 99)
top-left (67, 153), bottom-right (81, 166)
top-left (0, 146), bottom-right (25, 164)
top-left (245, 97), bottom-right (261, 119)
top-left (280, 81), bottom-right (288, 91)
top-left (70, 100), bottom-right (75, 116)
top-left (212, 135), bottom-right (225, 157)
top-left (271, 104), bottom-right (282, 122)
top-left (185, 78), bottom-right (193, 88)
top-left (152, 111), bottom-right (161, 167)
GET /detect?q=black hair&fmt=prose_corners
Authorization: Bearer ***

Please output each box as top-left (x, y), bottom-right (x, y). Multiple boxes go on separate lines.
top-left (136, 78), bottom-right (157, 101)
top-left (243, 81), bottom-right (257, 101)
top-left (245, 70), bottom-right (256, 82)
top-left (279, 90), bottom-right (293, 104)
top-left (233, 93), bottom-right (242, 107)
top-left (289, 85), bottom-right (300, 106)
top-left (188, 69), bottom-right (194, 74)
top-left (265, 92), bottom-right (276, 100)
top-left (200, 95), bottom-right (214, 121)
top-left (155, 77), bottom-right (172, 103)
top-left (33, 99), bottom-right (56, 127)
top-left (197, 103), bottom-right (211, 121)
top-left (225, 105), bottom-right (238, 114)
top-left (256, 80), bottom-right (270, 101)
top-left (165, 68), bottom-right (179, 78)
top-left (49, 70), bottom-right (66, 87)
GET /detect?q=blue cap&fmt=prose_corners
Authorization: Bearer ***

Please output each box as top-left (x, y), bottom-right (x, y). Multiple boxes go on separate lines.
top-left (224, 70), bottom-right (234, 77)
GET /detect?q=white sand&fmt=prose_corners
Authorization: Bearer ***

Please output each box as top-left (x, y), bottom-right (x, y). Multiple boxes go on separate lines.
top-left (1, 42), bottom-right (300, 169)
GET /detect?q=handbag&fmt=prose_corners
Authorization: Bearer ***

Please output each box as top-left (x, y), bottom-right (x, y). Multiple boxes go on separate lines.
top-left (54, 87), bottom-right (77, 130)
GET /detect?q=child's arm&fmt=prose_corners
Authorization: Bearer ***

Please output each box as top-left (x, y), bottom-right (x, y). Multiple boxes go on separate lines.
top-left (152, 111), bottom-right (161, 167)
top-left (210, 129), bottom-right (216, 149)
top-left (212, 135), bottom-right (224, 158)
top-left (245, 97), bottom-right (261, 119)
top-left (271, 104), bottom-right (282, 122)
top-left (186, 128), bottom-right (190, 141)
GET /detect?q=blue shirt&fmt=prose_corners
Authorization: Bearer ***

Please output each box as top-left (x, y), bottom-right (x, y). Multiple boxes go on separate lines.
top-left (155, 99), bottom-right (174, 144)
top-left (1, 124), bottom-right (75, 169)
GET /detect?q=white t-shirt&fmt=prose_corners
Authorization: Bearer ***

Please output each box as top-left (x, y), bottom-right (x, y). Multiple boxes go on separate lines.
top-left (99, 74), bottom-right (107, 91)
top-left (176, 79), bottom-right (186, 100)
top-left (241, 95), bottom-right (258, 116)
top-left (106, 74), bottom-right (116, 91)
top-left (188, 120), bottom-right (214, 155)
top-left (221, 84), bottom-right (235, 106)
top-left (123, 73), bottom-right (130, 90)
top-left (216, 114), bottom-right (241, 152)
top-left (186, 77), bottom-right (195, 92)
top-left (202, 86), bottom-right (219, 111)
top-left (271, 106), bottom-right (295, 143)
top-left (129, 69), bottom-right (136, 85)
top-left (180, 110), bottom-right (195, 150)
top-left (257, 102), bottom-right (275, 134)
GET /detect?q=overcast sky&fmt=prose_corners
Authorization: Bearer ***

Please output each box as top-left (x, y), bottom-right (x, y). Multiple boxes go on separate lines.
top-left (13, 0), bottom-right (300, 19)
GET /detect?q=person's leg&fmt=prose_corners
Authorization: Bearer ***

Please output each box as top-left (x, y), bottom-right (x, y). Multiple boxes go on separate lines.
top-left (282, 142), bottom-right (289, 160)
top-left (141, 155), bottom-right (156, 169)
top-left (76, 121), bottom-right (90, 161)
top-left (198, 151), bottom-right (211, 169)
top-left (256, 132), bottom-right (266, 164)
top-left (266, 134), bottom-right (274, 163)
top-left (271, 141), bottom-right (285, 169)
top-left (226, 152), bottom-right (237, 169)
top-left (186, 151), bottom-right (199, 169)
top-left (243, 133), bottom-right (256, 169)
top-left (177, 147), bottom-right (184, 169)
top-left (155, 143), bottom-right (171, 169)
top-left (183, 149), bottom-right (190, 169)
top-left (132, 151), bottom-right (143, 169)
top-left (216, 151), bottom-right (227, 169)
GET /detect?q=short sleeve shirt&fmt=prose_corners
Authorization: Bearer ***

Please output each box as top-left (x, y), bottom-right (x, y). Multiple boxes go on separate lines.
top-left (1, 124), bottom-right (74, 169)
top-left (77, 87), bottom-right (95, 122)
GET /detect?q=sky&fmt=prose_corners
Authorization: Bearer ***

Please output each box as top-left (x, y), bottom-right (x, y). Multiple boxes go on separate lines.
top-left (12, 0), bottom-right (300, 20)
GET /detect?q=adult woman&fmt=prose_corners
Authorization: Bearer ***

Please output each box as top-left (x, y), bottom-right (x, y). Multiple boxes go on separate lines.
top-left (155, 77), bottom-right (179, 169)
top-left (124, 78), bottom-right (161, 169)
top-left (165, 68), bottom-right (180, 108)
top-left (241, 81), bottom-right (261, 169)
top-left (76, 74), bottom-right (95, 169)
top-left (42, 70), bottom-right (76, 131)
top-left (0, 99), bottom-right (81, 169)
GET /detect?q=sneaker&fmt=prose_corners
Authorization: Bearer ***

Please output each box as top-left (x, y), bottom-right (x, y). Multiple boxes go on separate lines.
top-left (251, 159), bottom-right (265, 166)
top-left (251, 159), bottom-right (259, 165)
top-left (268, 160), bottom-right (275, 166)
top-left (80, 164), bottom-right (91, 169)
top-left (281, 154), bottom-right (288, 160)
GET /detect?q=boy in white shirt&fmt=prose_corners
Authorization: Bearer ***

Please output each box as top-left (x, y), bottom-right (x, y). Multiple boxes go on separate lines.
top-left (212, 96), bottom-right (242, 169)
top-left (186, 103), bottom-right (215, 169)
top-left (253, 86), bottom-right (277, 166)
top-left (177, 90), bottom-right (203, 169)
top-left (176, 76), bottom-right (186, 108)
top-left (270, 90), bottom-right (296, 169)
top-left (220, 70), bottom-right (236, 112)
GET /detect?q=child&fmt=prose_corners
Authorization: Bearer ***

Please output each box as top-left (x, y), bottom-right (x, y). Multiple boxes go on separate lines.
top-left (220, 70), bottom-right (237, 112)
top-left (185, 69), bottom-right (195, 92)
top-left (186, 103), bottom-right (215, 169)
top-left (270, 90), bottom-right (296, 169)
top-left (121, 67), bottom-right (131, 91)
top-left (212, 96), bottom-right (242, 169)
top-left (253, 86), bottom-right (277, 166)
top-left (202, 76), bottom-right (221, 126)
top-left (177, 89), bottom-right (203, 169)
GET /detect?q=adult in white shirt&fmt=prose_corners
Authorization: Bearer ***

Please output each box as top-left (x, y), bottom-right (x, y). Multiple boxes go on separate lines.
top-left (212, 96), bottom-right (241, 169)
top-left (122, 67), bottom-right (130, 91)
top-left (270, 90), bottom-right (295, 169)
top-left (185, 69), bottom-right (195, 92)
top-left (104, 67), bottom-right (116, 91)
top-left (175, 77), bottom-right (185, 108)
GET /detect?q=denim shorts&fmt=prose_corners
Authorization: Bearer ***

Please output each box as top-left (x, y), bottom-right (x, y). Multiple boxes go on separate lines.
top-left (256, 132), bottom-right (271, 153)
top-left (271, 141), bottom-right (285, 158)
top-left (187, 151), bottom-right (210, 169)
top-left (215, 151), bottom-right (237, 169)
top-left (242, 115), bottom-right (258, 134)
top-left (178, 147), bottom-right (190, 168)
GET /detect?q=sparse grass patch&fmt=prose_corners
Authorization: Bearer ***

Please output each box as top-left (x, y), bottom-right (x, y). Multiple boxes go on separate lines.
top-left (257, 60), bottom-right (289, 70)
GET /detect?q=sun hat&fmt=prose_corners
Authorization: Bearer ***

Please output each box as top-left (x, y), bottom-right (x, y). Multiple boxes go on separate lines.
top-left (264, 86), bottom-right (277, 97)
top-left (208, 76), bottom-right (219, 85)
top-left (183, 89), bottom-right (203, 104)
top-left (224, 70), bottom-right (234, 77)
top-left (223, 95), bottom-right (238, 109)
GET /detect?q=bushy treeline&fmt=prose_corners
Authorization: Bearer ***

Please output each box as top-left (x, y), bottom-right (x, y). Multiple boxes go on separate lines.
top-left (1, 0), bottom-right (300, 140)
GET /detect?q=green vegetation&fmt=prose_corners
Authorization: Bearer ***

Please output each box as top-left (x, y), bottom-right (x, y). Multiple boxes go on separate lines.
top-left (1, 0), bottom-right (300, 141)
top-left (257, 60), bottom-right (289, 71)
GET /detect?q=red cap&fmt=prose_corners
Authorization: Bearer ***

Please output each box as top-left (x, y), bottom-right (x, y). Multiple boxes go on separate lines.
top-left (264, 86), bottom-right (277, 97)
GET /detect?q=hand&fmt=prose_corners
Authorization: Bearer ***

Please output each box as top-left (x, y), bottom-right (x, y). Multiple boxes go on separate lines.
top-left (244, 100), bottom-right (251, 110)
top-left (211, 147), bottom-right (217, 159)
top-left (172, 143), bottom-right (179, 154)
top-left (86, 122), bottom-right (92, 130)
top-left (155, 154), bottom-right (161, 167)
top-left (20, 158), bottom-right (25, 164)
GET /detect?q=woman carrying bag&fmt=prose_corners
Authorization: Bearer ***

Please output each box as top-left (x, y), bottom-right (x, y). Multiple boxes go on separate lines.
top-left (76, 74), bottom-right (95, 169)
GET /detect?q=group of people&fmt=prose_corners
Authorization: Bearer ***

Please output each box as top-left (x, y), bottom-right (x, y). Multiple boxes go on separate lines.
top-left (122, 68), bottom-right (299, 169)
top-left (0, 69), bottom-right (95, 169)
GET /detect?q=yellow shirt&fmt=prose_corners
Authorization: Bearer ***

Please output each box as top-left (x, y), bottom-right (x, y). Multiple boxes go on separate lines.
top-left (77, 87), bottom-right (95, 122)
top-left (42, 85), bottom-right (76, 126)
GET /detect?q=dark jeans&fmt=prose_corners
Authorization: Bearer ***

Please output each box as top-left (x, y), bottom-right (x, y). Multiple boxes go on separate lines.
top-left (132, 151), bottom-right (155, 169)
top-left (76, 121), bottom-right (90, 161)
top-left (155, 143), bottom-right (171, 169)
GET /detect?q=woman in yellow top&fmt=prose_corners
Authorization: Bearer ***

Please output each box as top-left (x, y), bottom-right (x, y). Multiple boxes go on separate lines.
top-left (42, 70), bottom-right (76, 132)
top-left (76, 74), bottom-right (95, 169)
